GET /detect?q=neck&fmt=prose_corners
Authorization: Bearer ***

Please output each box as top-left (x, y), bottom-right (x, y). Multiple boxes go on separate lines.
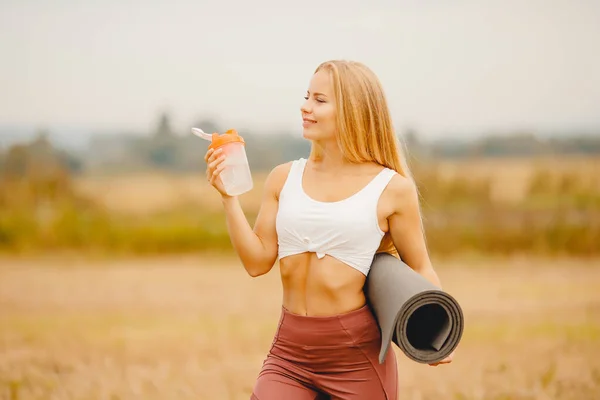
top-left (311, 140), bottom-right (350, 170)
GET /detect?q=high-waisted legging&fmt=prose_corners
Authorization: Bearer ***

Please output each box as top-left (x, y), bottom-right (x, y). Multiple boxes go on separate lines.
top-left (251, 304), bottom-right (398, 400)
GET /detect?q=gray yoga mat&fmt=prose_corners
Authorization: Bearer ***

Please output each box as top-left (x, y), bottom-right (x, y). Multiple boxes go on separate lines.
top-left (365, 252), bottom-right (464, 364)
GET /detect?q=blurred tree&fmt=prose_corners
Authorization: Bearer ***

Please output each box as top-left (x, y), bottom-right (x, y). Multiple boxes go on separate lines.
top-left (146, 112), bottom-right (181, 169)
top-left (2, 144), bottom-right (29, 179)
top-left (148, 144), bottom-right (178, 168)
top-left (0, 130), bottom-right (76, 212)
top-left (154, 112), bottom-right (174, 137)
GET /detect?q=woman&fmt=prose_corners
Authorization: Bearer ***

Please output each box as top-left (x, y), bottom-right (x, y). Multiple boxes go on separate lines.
top-left (204, 60), bottom-right (452, 400)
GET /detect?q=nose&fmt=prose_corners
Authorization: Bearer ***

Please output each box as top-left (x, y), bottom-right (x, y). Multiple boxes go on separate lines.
top-left (300, 98), bottom-right (312, 115)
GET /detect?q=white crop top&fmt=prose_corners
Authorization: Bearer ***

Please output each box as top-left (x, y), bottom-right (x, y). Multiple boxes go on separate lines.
top-left (275, 158), bottom-right (397, 276)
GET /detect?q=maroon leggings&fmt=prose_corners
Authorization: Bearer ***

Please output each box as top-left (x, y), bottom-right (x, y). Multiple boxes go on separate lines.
top-left (251, 304), bottom-right (398, 400)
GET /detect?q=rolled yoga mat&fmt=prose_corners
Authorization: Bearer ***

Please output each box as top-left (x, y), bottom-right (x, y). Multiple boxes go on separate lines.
top-left (365, 252), bottom-right (464, 365)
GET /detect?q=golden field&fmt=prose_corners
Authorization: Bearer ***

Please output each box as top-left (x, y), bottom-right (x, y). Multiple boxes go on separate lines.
top-left (51, 155), bottom-right (597, 257)
top-left (74, 155), bottom-right (600, 215)
top-left (1, 156), bottom-right (600, 399)
top-left (1, 155), bottom-right (599, 256)
top-left (1, 254), bottom-right (599, 400)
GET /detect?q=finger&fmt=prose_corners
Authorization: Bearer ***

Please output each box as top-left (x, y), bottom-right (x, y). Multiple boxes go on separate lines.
top-left (205, 154), bottom-right (223, 179)
top-left (209, 170), bottom-right (220, 187)
top-left (210, 163), bottom-right (225, 186)
top-left (209, 154), bottom-right (226, 170)
top-left (204, 148), bottom-right (214, 163)
top-left (206, 148), bottom-right (222, 164)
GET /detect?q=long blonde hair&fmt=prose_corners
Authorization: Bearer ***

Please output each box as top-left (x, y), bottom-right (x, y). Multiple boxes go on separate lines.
top-left (310, 60), bottom-right (417, 257)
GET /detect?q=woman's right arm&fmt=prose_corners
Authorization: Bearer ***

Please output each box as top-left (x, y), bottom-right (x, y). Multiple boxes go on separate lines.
top-left (205, 147), bottom-right (290, 277)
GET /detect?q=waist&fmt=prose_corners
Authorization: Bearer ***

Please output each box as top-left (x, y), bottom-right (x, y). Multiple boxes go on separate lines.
top-left (275, 304), bottom-right (380, 347)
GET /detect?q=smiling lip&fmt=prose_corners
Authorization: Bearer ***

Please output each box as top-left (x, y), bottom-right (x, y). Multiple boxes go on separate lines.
top-left (302, 118), bottom-right (316, 128)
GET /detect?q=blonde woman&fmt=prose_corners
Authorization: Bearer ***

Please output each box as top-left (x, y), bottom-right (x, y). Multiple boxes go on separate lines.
top-left (204, 60), bottom-right (452, 400)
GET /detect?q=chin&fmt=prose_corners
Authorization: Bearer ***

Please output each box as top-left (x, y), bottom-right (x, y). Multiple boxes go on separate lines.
top-left (302, 128), bottom-right (319, 141)
top-left (303, 126), bottom-right (330, 141)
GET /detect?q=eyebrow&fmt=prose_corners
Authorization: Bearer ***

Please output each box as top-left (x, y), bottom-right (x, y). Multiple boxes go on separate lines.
top-left (307, 91), bottom-right (328, 97)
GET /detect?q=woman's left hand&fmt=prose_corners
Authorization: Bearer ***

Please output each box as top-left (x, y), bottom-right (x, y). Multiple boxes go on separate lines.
top-left (429, 351), bottom-right (454, 367)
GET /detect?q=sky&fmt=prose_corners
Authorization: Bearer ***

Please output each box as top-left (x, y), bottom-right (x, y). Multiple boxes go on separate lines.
top-left (1, 0), bottom-right (599, 140)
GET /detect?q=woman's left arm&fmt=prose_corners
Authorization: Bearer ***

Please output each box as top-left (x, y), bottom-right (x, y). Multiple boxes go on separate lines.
top-left (385, 175), bottom-right (454, 366)
top-left (386, 175), bottom-right (442, 289)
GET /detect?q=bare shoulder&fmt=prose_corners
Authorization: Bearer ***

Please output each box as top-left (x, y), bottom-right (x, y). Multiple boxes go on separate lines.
top-left (384, 173), bottom-right (420, 214)
top-left (263, 161), bottom-right (294, 198)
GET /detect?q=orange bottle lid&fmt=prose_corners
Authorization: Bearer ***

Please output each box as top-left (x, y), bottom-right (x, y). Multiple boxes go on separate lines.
top-left (208, 129), bottom-right (246, 150)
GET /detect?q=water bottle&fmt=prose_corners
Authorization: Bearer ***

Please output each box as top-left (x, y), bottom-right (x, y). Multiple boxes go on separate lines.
top-left (192, 127), bottom-right (254, 196)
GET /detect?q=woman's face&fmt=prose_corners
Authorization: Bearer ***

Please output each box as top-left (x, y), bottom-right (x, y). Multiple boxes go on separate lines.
top-left (300, 70), bottom-right (336, 142)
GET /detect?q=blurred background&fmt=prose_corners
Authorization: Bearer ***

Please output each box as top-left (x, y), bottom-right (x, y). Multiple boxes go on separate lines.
top-left (1, 1), bottom-right (599, 399)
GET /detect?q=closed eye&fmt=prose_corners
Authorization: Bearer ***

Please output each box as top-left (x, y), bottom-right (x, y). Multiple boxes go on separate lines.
top-left (305, 91), bottom-right (328, 103)
top-left (304, 96), bottom-right (325, 103)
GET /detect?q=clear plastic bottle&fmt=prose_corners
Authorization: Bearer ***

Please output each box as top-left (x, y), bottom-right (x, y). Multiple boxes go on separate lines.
top-left (193, 128), bottom-right (253, 196)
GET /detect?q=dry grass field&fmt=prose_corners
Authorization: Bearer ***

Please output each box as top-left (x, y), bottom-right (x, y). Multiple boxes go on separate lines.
top-left (73, 172), bottom-right (269, 216)
top-left (1, 255), bottom-right (599, 400)
top-left (74, 156), bottom-right (599, 215)
top-left (1, 155), bottom-right (598, 399)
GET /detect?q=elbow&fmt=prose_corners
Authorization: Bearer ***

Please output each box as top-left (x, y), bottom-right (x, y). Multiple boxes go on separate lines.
top-left (244, 259), bottom-right (273, 278)
top-left (241, 249), bottom-right (277, 278)
top-left (247, 268), bottom-right (266, 278)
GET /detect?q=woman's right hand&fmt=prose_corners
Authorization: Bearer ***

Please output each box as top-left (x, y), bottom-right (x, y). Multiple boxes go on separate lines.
top-left (204, 148), bottom-right (229, 197)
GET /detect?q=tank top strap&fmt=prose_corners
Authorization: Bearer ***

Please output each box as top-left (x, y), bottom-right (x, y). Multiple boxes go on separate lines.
top-left (365, 168), bottom-right (397, 199)
top-left (281, 158), bottom-right (307, 196)
top-left (291, 158), bottom-right (308, 185)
